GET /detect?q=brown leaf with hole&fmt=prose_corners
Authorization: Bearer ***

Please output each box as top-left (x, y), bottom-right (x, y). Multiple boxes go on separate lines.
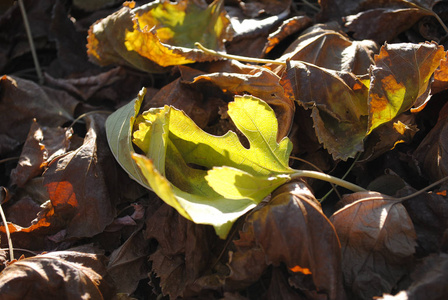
top-left (330, 191), bottom-right (417, 299)
top-left (0, 248), bottom-right (115, 299)
top-left (43, 114), bottom-right (118, 239)
top-left (243, 180), bottom-right (346, 300)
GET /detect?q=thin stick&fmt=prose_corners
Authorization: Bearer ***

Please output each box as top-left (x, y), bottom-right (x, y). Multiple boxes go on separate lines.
top-left (0, 203), bottom-right (14, 261)
top-left (290, 170), bottom-right (366, 192)
top-left (195, 42), bottom-right (286, 66)
top-left (18, 0), bottom-right (43, 84)
top-left (404, 0), bottom-right (448, 34)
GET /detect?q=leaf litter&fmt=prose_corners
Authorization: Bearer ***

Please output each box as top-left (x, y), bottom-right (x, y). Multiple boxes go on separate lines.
top-left (1, 0), bottom-right (448, 299)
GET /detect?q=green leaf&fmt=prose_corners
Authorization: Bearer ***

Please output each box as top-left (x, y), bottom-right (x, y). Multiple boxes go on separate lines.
top-left (105, 88), bottom-right (148, 188)
top-left (129, 95), bottom-right (294, 238)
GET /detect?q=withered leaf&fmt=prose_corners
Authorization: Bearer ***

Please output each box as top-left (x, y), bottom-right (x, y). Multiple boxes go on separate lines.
top-left (414, 97), bottom-right (448, 181)
top-left (345, 6), bottom-right (432, 43)
top-left (278, 23), bottom-right (377, 75)
top-left (107, 228), bottom-right (149, 295)
top-left (0, 249), bottom-right (114, 299)
top-left (10, 120), bottom-right (71, 187)
top-left (377, 253), bottom-right (448, 299)
top-left (145, 203), bottom-right (215, 298)
top-left (0, 76), bottom-right (76, 156)
top-left (282, 60), bottom-right (369, 160)
top-left (245, 180), bottom-right (346, 299)
top-left (330, 191), bottom-right (417, 299)
top-left (367, 42), bottom-right (445, 132)
top-left (43, 114), bottom-right (118, 239)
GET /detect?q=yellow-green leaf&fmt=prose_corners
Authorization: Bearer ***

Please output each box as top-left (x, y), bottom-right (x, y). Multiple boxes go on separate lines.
top-left (87, 0), bottom-right (233, 71)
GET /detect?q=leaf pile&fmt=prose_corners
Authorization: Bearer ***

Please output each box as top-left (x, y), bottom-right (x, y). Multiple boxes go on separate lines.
top-left (1, 0), bottom-right (448, 299)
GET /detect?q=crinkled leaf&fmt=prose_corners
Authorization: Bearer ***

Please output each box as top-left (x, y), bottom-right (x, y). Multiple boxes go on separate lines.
top-left (87, 0), bottom-right (233, 70)
top-left (330, 191), bottom-right (417, 299)
top-left (368, 42), bottom-right (445, 133)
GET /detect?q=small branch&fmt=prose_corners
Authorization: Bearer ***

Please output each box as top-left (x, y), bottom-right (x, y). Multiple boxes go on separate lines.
top-left (18, 0), bottom-right (43, 84)
top-left (290, 170), bottom-right (366, 193)
top-left (195, 42), bottom-right (286, 66)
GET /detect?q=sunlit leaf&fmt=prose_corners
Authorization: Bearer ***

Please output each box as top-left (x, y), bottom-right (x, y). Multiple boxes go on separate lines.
top-left (107, 93), bottom-right (293, 238)
top-left (330, 191), bottom-right (417, 299)
top-left (87, 0), bottom-right (233, 71)
top-left (367, 42), bottom-right (445, 133)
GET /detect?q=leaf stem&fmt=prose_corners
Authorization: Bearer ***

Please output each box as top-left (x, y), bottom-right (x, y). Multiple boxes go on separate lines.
top-left (195, 42), bottom-right (286, 65)
top-left (290, 170), bottom-right (366, 193)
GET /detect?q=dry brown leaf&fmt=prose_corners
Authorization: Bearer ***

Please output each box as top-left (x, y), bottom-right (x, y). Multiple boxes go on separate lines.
top-left (0, 76), bottom-right (76, 156)
top-left (278, 23), bottom-right (377, 75)
top-left (43, 114), bottom-right (118, 239)
top-left (330, 191), bottom-right (417, 299)
top-left (0, 248), bottom-right (115, 299)
top-left (244, 180), bottom-right (346, 299)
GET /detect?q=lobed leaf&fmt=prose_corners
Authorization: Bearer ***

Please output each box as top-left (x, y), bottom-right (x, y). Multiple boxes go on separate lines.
top-left (107, 93), bottom-right (293, 238)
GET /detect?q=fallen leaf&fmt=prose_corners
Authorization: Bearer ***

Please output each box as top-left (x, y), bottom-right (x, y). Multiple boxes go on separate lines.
top-left (282, 60), bottom-right (369, 160)
top-left (107, 228), bottom-right (149, 295)
top-left (330, 191), bottom-right (417, 299)
top-left (43, 114), bottom-right (118, 239)
top-left (10, 120), bottom-right (71, 187)
top-left (107, 91), bottom-right (293, 238)
top-left (0, 75), bottom-right (76, 156)
top-left (0, 248), bottom-right (115, 299)
top-left (345, 5), bottom-right (432, 43)
top-left (377, 253), bottom-right (448, 300)
top-left (184, 60), bottom-right (295, 139)
top-left (278, 23), bottom-right (378, 75)
top-left (367, 42), bottom-right (445, 133)
top-left (87, 0), bottom-right (233, 70)
top-left (245, 180), bottom-right (346, 299)
top-left (145, 203), bottom-right (215, 298)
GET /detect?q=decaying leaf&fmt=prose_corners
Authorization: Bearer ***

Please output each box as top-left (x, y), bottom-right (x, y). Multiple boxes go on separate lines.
top-left (87, 0), bottom-right (233, 71)
top-left (43, 114), bottom-right (118, 239)
top-left (330, 191), bottom-right (417, 299)
top-left (238, 180), bottom-right (346, 299)
top-left (0, 75), bottom-right (76, 156)
top-left (0, 248), bottom-right (115, 299)
top-left (278, 23), bottom-right (378, 75)
top-left (377, 253), bottom-right (448, 300)
top-left (368, 41), bottom-right (445, 132)
top-left (282, 60), bottom-right (369, 160)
